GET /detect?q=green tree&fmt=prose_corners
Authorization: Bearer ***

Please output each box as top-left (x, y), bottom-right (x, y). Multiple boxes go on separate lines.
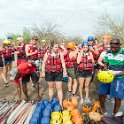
top-left (22, 28), bottom-right (31, 43)
top-left (31, 22), bottom-right (62, 44)
top-left (95, 13), bottom-right (124, 46)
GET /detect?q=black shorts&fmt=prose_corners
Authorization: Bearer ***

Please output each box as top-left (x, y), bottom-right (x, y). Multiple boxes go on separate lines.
top-left (4, 57), bottom-right (12, 65)
top-left (78, 70), bottom-right (92, 78)
top-left (22, 72), bottom-right (39, 84)
top-left (45, 72), bottom-right (63, 82)
top-left (12, 54), bottom-right (15, 61)
top-left (0, 60), bottom-right (3, 67)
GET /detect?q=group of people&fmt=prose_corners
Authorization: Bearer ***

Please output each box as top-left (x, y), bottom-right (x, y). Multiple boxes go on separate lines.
top-left (0, 34), bottom-right (124, 115)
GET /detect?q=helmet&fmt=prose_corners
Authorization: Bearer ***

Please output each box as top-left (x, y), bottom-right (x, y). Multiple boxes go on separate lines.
top-left (82, 41), bottom-right (89, 47)
top-left (67, 42), bottom-right (76, 50)
top-left (102, 34), bottom-right (112, 41)
top-left (87, 36), bottom-right (94, 41)
top-left (82, 99), bottom-right (94, 113)
top-left (7, 36), bottom-right (12, 40)
top-left (97, 70), bottom-right (114, 83)
top-left (41, 40), bottom-right (46, 43)
top-left (107, 34), bottom-right (112, 41)
top-left (3, 40), bottom-right (11, 45)
top-left (17, 37), bottom-right (23, 41)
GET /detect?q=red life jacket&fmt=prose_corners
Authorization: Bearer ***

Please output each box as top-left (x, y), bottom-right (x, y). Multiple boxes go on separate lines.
top-left (2, 46), bottom-right (13, 59)
top-left (39, 46), bottom-right (48, 58)
top-left (91, 45), bottom-right (104, 62)
top-left (98, 45), bottom-right (104, 54)
top-left (27, 44), bottom-right (38, 60)
top-left (46, 51), bottom-right (62, 72)
top-left (64, 52), bottom-right (77, 68)
top-left (11, 44), bottom-right (15, 54)
top-left (78, 52), bottom-right (93, 71)
top-left (17, 44), bottom-right (26, 59)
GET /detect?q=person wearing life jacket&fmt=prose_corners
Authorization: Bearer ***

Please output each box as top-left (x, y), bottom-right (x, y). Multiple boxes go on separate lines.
top-left (25, 36), bottom-right (40, 72)
top-left (59, 40), bottom-right (67, 55)
top-left (39, 39), bottom-right (49, 63)
top-left (41, 40), bottom-right (67, 107)
top-left (77, 41), bottom-right (94, 102)
top-left (16, 37), bottom-right (27, 66)
top-left (97, 34), bottom-right (112, 56)
top-left (11, 61), bottom-right (40, 102)
top-left (102, 34), bottom-right (112, 45)
top-left (64, 42), bottom-right (78, 96)
top-left (0, 47), bottom-right (8, 87)
top-left (87, 36), bottom-right (101, 78)
top-left (25, 36), bottom-right (40, 100)
top-left (87, 36), bottom-right (99, 62)
top-left (1, 40), bottom-right (13, 86)
top-left (7, 36), bottom-right (15, 62)
top-left (76, 44), bottom-right (82, 53)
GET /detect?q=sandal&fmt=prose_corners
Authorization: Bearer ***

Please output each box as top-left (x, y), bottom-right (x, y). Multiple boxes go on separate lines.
top-left (4, 83), bottom-right (9, 87)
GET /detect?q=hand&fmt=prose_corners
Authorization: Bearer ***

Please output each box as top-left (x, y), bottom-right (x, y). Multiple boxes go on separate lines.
top-left (114, 74), bottom-right (117, 78)
top-left (103, 68), bottom-right (108, 71)
top-left (63, 70), bottom-right (67, 77)
top-left (35, 50), bottom-right (38, 54)
top-left (87, 56), bottom-right (92, 60)
top-left (90, 47), bottom-right (94, 52)
top-left (93, 45), bottom-right (97, 50)
top-left (80, 49), bottom-right (84, 53)
top-left (41, 72), bottom-right (45, 78)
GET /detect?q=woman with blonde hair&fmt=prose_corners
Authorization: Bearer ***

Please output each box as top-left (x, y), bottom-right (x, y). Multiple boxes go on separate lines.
top-left (1, 40), bottom-right (13, 86)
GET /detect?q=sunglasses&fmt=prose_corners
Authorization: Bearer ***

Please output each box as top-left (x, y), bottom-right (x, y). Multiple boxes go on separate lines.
top-left (110, 42), bottom-right (120, 45)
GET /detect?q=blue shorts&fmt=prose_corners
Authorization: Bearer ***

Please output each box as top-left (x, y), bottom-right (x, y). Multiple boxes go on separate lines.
top-left (110, 77), bottom-right (124, 99)
top-left (98, 82), bottom-right (111, 95)
top-left (5, 60), bottom-right (12, 65)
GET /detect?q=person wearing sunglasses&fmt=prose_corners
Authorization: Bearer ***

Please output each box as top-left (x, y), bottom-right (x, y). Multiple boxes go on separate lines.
top-left (100, 39), bottom-right (124, 115)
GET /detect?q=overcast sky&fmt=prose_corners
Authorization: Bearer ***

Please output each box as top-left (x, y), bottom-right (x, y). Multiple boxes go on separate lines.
top-left (0, 0), bottom-right (124, 39)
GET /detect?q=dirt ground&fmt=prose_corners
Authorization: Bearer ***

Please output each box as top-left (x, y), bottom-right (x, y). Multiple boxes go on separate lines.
top-left (0, 60), bottom-right (99, 101)
top-left (0, 74), bottom-right (99, 101)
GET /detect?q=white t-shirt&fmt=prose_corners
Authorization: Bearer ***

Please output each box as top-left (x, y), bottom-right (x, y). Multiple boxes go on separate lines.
top-left (100, 51), bottom-right (107, 58)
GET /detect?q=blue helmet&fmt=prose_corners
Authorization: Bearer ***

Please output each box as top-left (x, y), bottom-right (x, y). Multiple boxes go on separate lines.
top-left (87, 36), bottom-right (94, 41)
top-left (7, 36), bottom-right (12, 39)
top-left (82, 41), bottom-right (89, 47)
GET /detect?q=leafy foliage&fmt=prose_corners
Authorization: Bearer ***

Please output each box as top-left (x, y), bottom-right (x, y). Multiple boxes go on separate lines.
top-left (4, 22), bottom-right (83, 46)
top-left (95, 13), bottom-right (124, 46)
